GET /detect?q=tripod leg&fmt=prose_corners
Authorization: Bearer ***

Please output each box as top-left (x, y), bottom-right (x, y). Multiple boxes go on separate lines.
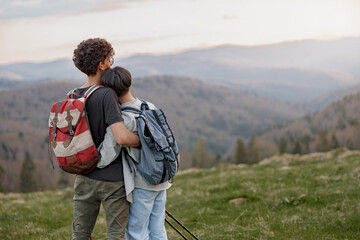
top-left (165, 210), bottom-right (199, 240)
top-left (165, 218), bottom-right (188, 240)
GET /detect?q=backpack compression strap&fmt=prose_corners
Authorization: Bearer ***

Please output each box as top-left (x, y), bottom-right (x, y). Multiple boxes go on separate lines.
top-left (61, 85), bottom-right (101, 148)
top-left (51, 100), bottom-right (64, 148)
top-left (151, 109), bottom-right (179, 180)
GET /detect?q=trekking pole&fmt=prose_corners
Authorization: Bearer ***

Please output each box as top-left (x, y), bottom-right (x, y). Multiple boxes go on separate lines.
top-left (165, 209), bottom-right (200, 240)
top-left (165, 218), bottom-right (188, 240)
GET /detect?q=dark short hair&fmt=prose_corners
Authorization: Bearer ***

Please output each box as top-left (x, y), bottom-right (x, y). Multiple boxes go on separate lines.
top-left (100, 66), bottom-right (132, 97)
top-left (72, 38), bottom-right (114, 76)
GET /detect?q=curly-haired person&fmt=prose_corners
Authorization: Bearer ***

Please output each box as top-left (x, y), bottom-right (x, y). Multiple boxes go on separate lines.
top-left (71, 38), bottom-right (140, 240)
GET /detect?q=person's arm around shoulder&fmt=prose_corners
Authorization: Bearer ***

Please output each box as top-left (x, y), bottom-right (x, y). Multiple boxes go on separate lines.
top-left (110, 121), bottom-right (140, 147)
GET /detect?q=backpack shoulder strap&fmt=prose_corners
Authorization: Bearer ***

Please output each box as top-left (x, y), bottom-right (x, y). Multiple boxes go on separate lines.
top-left (67, 88), bottom-right (76, 96)
top-left (83, 84), bottom-right (102, 98)
top-left (66, 85), bottom-right (102, 100)
top-left (121, 106), bottom-right (142, 114)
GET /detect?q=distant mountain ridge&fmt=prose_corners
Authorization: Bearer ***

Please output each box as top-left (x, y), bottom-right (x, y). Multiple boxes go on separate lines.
top-left (0, 76), bottom-right (306, 158)
top-left (0, 60), bottom-right (83, 80)
top-left (304, 82), bottom-right (360, 110)
top-left (257, 90), bottom-right (360, 155)
top-left (1, 37), bottom-right (359, 103)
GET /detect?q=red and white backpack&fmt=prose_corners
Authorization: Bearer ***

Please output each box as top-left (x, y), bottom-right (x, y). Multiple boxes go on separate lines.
top-left (48, 85), bottom-right (101, 174)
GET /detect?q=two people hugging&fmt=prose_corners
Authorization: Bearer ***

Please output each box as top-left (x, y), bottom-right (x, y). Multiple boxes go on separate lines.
top-left (71, 38), bottom-right (170, 240)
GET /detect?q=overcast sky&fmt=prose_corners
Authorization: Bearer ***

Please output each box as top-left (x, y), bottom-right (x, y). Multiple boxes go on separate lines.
top-left (0, 0), bottom-right (359, 65)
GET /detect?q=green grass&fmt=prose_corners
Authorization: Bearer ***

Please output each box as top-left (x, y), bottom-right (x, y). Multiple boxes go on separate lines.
top-left (1, 151), bottom-right (360, 239)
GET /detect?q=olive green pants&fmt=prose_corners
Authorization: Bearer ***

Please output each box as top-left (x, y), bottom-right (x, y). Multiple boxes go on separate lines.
top-left (71, 175), bottom-right (129, 240)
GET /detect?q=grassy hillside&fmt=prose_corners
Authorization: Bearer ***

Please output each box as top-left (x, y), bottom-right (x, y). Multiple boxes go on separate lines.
top-left (1, 149), bottom-right (359, 239)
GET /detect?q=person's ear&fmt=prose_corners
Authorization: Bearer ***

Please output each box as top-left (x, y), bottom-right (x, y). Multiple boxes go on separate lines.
top-left (98, 60), bottom-right (106, 71)
top-left (98, 61), bottom-right (105, 71)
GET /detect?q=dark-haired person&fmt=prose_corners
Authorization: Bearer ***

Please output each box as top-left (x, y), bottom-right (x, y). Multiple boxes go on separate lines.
top-left (97, 66), bottom-right (170, 240)
top-left (71, 38), bottom-right (140, 240)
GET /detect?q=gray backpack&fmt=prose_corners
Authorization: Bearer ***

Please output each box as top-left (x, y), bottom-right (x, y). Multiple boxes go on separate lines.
top-left (122, 100), bottom-right (179, 185)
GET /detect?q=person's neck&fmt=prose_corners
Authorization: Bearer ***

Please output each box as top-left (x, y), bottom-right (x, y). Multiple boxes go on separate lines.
top-left (118, 92), bottom-right (136, 104)
top-left (80, 72), bottom-right (101, 88)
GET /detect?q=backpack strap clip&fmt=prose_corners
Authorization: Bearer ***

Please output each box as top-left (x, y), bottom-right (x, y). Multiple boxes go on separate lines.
top-left (51, 140), bottom-right (57, 148)
top-left (66, 89), bottom-right (77, 100)
top-left (52, 116), bottom-right (59, 125)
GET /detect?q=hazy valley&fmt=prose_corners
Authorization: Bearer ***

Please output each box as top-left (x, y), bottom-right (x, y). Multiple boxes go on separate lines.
top-left (1, 37), bottom-right (359, 192)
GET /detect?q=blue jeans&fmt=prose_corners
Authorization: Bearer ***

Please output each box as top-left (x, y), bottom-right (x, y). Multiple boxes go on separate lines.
top-left (126, 188), bottom-right (167, 240)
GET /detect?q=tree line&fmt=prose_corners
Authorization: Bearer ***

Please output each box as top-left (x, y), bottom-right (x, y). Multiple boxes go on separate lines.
top-left (0, 151), bottom-right (71, 193)
top-left (1, 128), bottom-right (358, 193)
top-left (185, 126), bottom-right (359, 169)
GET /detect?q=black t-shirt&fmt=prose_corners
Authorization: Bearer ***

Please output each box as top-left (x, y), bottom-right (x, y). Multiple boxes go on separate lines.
top-left (73, 86), bottom-right (124, 182)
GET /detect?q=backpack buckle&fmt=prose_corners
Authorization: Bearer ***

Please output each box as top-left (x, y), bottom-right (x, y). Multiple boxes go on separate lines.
top-left (65, 114), bottom-right (73, 123)
top-left (63, 140), bottom-right (70, 148)
top-left (52, 116), bottom-right (59, 125)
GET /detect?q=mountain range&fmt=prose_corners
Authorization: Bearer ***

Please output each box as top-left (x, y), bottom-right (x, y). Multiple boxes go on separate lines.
top-left (0, 76), bottom-right (306, 191)
top-left (1, 37), bottom-right (359, 105)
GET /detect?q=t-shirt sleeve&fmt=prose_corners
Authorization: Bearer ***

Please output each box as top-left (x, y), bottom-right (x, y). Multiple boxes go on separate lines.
top-left (103, 88), bottom-right (123, 126)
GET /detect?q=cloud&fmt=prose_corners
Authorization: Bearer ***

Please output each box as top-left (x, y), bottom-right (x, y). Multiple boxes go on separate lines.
top-left (0, 0), bottom-right (103, 21)
top-left (222, 15), bottom-right (238, 20)
top-left (0, 0), bottom-right (151, 21)
top-left (9, 0), bottom-right (42, 7)
top-left (1, 0), bottom-right (359, 65)
top-left (70, 1), bottom-right (128, 16)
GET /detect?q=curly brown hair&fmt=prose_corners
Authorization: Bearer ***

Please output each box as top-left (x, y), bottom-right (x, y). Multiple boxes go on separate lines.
top-left (72, 38), bottom-right (114, 76)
